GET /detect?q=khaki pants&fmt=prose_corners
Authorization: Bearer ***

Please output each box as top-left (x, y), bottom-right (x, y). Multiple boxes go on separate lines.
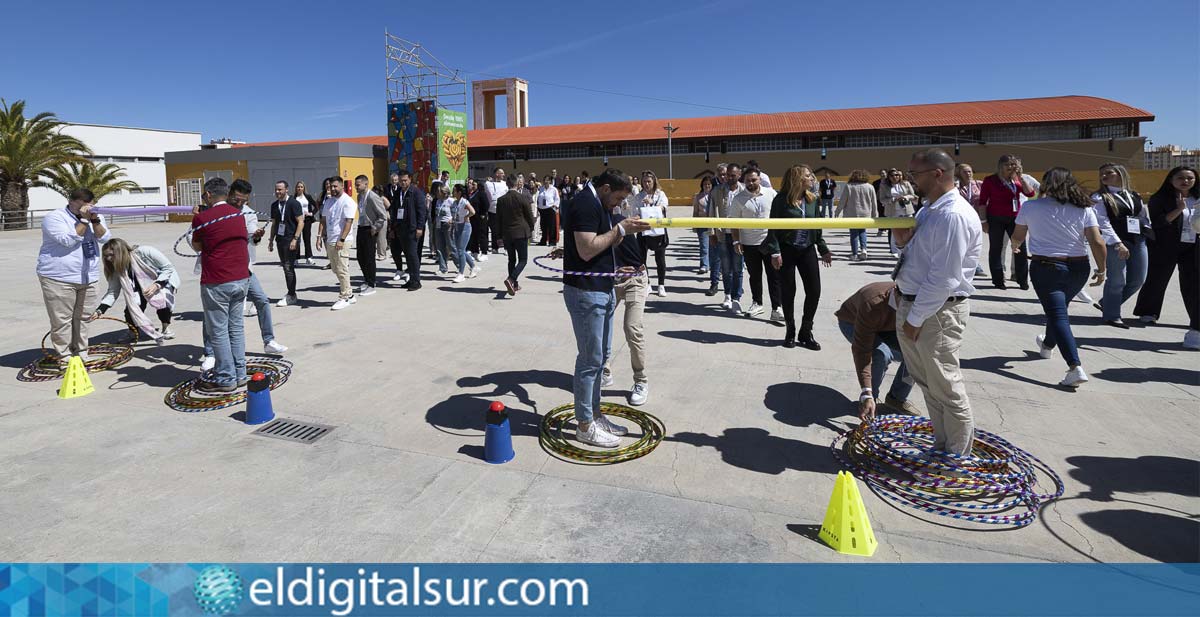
top-left (39, 275), bottom-right (97, 357)
top-left (896, 298), bottom-right (974, 455)
top-left (603, 273), bottom-right (648, 384)
top-left (328, 244), bottom-right (352, 299)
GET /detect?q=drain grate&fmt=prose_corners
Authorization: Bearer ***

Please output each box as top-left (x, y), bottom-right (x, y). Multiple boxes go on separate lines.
top-left (251, 418), bottom-right (335, 444)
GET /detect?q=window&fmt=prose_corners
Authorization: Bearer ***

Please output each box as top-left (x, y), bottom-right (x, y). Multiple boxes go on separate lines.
top-left (528, 145), bottom-right (587, 160)
top-left (1089, 123), bottom-right (1130, 139)
top-left (980, 124), bottom-right (1080, 143)
top-left (622, 143), bottom-right (667, 156)
top-left (843, 133), bottom-right (932, 148)
top-left (176, 178), bottom-right (203, 207)
top-left (128, 187), bottom-right (161, 194)
top-left (724, 137), bottom-right (806, 152)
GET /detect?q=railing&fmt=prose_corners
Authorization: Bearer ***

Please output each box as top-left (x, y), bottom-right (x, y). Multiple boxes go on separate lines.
top-left (0, 205), bottom-right (172, 232)
top-left (0, 210), bottom-right (33, 230)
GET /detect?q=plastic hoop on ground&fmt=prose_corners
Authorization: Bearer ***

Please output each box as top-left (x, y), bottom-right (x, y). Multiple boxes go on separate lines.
top-left (164, 357), bottom-right (293, 413)
top-left (17, 316), bottom-right (138, 382)
top-left (540, 402), bottom-right (665, 464)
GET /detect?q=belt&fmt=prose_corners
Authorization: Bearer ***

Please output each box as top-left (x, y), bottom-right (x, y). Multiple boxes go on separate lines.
top-left (898, 293), bottom-right (967, 303)
top-left (1031, 255), bottom-right (1089, 263)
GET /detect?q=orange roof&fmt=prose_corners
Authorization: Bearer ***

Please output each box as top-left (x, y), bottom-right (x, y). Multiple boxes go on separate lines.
top-left (240, 96), bottom-right (1152, 150)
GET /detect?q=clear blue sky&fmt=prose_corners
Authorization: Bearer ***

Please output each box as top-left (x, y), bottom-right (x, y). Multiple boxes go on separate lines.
top-left (5, 0), bottom-right (1197, 148)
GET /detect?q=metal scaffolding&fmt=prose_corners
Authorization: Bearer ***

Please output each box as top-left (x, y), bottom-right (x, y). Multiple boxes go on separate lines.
top-left (385, 31), bottom-right (467, 109)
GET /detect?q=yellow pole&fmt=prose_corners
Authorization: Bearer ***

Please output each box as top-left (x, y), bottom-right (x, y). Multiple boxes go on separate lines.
top-left (643, 217), bottom-right (916, 230)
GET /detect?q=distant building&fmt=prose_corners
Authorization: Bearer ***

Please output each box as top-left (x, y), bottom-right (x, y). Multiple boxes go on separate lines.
top-left (1144, 144), bottom-right (1200, 170)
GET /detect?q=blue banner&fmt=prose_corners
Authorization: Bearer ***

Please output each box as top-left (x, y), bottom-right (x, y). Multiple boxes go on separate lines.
top-left (2, 563), bottom-right (1197, 616)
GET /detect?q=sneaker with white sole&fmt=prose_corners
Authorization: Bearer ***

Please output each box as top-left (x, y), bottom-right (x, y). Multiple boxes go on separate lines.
top-left (264, 340), bottom-right (288, 354)
top-left (478, 254), bottom-right (489, 262)
top-left (468, 267), bottom-right (479, 278)
top-left (331, 298), bottom-right (351, 311)
top-left (359, 286), bottom-right (377, 296)
top-left (1139, 315), bottom-right (1157, 324)
top-left (160, 326), bottom-right (176, 340)
top-left (275, 296), bottom-right (291, 307)
top-left (200, 355), bottom-right (216, 371)
top-left (655, 286), bottom-right (667, 297)
top-left (770, 307), bottom-right (784, 321)
top-left (595, 413), bottom-right (629, 436)
top-left (304, 258), bottom-right (315, 266)
top-left (576, 422), bottom-right (621, 448)
top-left (453, 274), bottom-right (465, 283)
top-left (629, 382), bottom-right (649, 406)
top-left (348, 295), bottom-right (358, 304)
top-left (731, 299), bottom-right (743, 314)
top-left (601, 372), bottom-right (614, 388)
top-left (392, 272), bottom-right (404, 282)
top-left (243, 304), bottom-right (258, 317)
top-left (746, 302), bottom-right (764, 317)
top-left (721, 294), bottom-right (732, 309)
top-left (1059, 366), bottom-right (1089, 387)
top-left (1035, 335), bottom-right (1054, 359)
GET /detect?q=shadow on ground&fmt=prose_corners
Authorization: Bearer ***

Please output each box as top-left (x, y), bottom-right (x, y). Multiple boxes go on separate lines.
top-left (669, 427), bottom-right (840, 475)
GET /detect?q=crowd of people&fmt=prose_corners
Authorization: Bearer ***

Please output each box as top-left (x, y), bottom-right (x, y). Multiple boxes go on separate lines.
top-left (34, 150), bottom-right (1199, 448)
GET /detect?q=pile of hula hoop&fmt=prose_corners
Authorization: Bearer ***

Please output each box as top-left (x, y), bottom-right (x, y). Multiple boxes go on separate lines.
top-left (540, 402), bottom-right (665, 464)
top-left (164, 357), bottom-right (293, 413)
top-left (832, 415), bottom-right (1064, 528)
top-left (17, 316), bottom-right (138, 382)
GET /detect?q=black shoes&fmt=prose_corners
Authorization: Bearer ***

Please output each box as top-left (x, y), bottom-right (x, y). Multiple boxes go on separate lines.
top-left (1106, 319), bottom-right (1130, 329)
top-left (405, 282), bottom-right (422, 291)
top-left (783, 326), bottom-right (796, 348)
top-left (705, 285), bottom-right (719, 296)
top-left (798, 330), bottom-right (821, 351)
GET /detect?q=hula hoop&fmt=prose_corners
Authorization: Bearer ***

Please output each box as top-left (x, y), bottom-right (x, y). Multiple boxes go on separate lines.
top-left (17, 316), bottom-right (138, 382)
top-left (832, 415), bottom-right (1064, 528)
top-left (540, 402), bottom-right (665, 464)
top-left (164, 357), bottom-right (294, 413)
top-left (532, 256), bottom-right (645, 279)
top-left (172, 211), bottom-right (259, 258)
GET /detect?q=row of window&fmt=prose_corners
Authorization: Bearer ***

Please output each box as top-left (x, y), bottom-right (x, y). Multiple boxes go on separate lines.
top-left (88, 156), bottom-right (164, 164)
top-left (109, 187), bottom-right (161, 195)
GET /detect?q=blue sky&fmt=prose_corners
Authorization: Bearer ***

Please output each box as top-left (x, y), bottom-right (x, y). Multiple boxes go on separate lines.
top-left (5, 0), bottom-right (1197, 148)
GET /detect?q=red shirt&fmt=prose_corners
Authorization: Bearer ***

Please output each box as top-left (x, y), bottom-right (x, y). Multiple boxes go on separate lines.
top-left (192, 203), bottom-right (250, 285)
top-left (979, 174), bottom-right (1036, 218)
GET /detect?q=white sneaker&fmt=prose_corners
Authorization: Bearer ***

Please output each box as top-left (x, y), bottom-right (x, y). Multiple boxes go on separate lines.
top-left (1184, 329), bottom-right (1200, 350)
top-left (721, 294), bottom-right (733, 310)
top-left (731, 299), bottom-right (743, 314)
top-left (576, 422), bottom-right (621, 448)
top-left (601, 372), bottom-right (614, 388)
top-left (392, 272), bottom-right (404, 282)
top-left (478, 254), bottom-right (489, 262)
top-left (746, 302), bottom-right (764, 316)
top-left (891, 252), bottom-right (901, 259)
top-left (770, 307), bottom-right (784, 321)
top-left (453, 274), bottom-right (465, 283)
top-left (264, 340), bottom-right (288, 354)
top-left (1059, 366), bottom-right (1089, 388)
top-left (155, 335), bottom-right (166, 346)
top-left (348, 295), bottom-right (358, 304)
top-left (243, 304), bottom-right (258, 317)
top-left (331, 299), bottom-right (351, 311)
top-left (200, 355), bottom-right (216, 371)
top-left (160, 326), bottom-right (176, 340)
top-left (629, 382), bottom-right (649, 406)
top-left (359, 286), bottom-right (377, 296)
top-left (655, 286), bottom-right (667, 297)
top-left (1035, 335), bottom-right (1054, 359)
top-left (276, 296), bottom-right (290, 307)
top-left (304, 258), bottom-right (315, 265)
top-left (861, 251), bottom-right (870, 261)
top-left (596, 413), bottom-right (629, 436)
top-left (468, 267), bottom-right (479, 278)
top-left (1139, 315), bottom-right (1157, 324)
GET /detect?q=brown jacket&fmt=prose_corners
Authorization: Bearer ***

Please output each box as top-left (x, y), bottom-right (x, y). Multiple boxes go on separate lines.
top-left (497, 190), bottom-right (535, 241)
top-left (834, 281), bottom-right (898, 389)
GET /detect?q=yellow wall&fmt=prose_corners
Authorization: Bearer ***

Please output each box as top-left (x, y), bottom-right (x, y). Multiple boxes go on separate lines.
top-left (164, 160), bottom-right (250, 205)
top-left (337, 156), bottom-right (379, 188)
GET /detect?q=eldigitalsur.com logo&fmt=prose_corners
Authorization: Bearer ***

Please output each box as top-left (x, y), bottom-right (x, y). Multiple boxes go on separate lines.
top-left (193, 565), bottom-right (246, 615)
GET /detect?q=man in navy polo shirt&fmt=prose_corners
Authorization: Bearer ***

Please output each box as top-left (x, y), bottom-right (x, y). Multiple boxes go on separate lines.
top-left (560, 169), bottom-right (651, 448)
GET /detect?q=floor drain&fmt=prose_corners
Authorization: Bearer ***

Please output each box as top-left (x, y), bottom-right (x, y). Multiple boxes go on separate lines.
top-left (251, 418), bottom-right (334, 444)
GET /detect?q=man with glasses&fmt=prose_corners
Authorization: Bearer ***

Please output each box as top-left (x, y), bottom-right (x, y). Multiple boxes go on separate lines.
top-left (36, 188), bottom-right (110, 364)
top-left (892, 149), bottom-right (982, 456)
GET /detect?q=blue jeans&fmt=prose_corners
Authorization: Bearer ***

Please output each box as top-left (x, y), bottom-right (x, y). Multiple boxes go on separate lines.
top-left (200, 278), bottom-right (249, 386)
top-left (1102, 240), bottom-right (1148, 322)
top-left (1030, 259), bottom-right (1090, 367)
top-left (695, 230), bottom-right (710, 270)
top-left (203, 272), bottom-right (274, 356)
top-left (453, 222), bottom-right (475, 275)
top-left (849, 229), bottom-right (867, 254)
top-left (719, 233), bottom-right (744, 299)
top-left (435, 223), bottom-right (452, 272)
top-left (563, 285), bottom-right (615, 424)
top-left (820, 198), bottom-right (834, 218)
top-left (708, 233), bottom-right (722, 286)
top-left (837, 320), bottom-right (912, 402)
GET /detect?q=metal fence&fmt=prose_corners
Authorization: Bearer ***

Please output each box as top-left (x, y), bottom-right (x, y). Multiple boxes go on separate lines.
top-left (0, 207), bottom-right (172, 232)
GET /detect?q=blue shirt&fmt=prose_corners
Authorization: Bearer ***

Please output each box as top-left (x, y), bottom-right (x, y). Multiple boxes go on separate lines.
top-left (37, 206), bottom-right (112, 285)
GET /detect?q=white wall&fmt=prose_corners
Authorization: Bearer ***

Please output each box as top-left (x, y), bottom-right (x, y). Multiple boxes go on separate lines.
top-left (27, 124), bottom-right (201, 213)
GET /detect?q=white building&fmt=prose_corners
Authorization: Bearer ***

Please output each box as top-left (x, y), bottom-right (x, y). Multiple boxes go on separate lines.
top-left (27, 123), bottom-right (201, 214)
top-left (1144, 144), bottom-right (1200, 170)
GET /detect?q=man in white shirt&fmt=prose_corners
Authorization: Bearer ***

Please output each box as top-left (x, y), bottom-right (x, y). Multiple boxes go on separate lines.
top-left (709, 163), bottom-right (746, 311)
top-left (536, 175), bottom-right (561, 245)
top-left (484, 167), bottom-right (508, 253)
top-left (892, 148), bottom-right (982, 456)
top-left (317, 177), bottom-right (359, 310)
top-left (731, 169), bottom-right (780, 319)
top-left (36, 188), bottom-right (110, 361)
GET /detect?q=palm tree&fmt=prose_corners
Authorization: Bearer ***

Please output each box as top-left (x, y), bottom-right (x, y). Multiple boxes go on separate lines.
top-left (0, 99), bottom-right (91, 228)
top-left (44, 161), bottom-right (140, 201)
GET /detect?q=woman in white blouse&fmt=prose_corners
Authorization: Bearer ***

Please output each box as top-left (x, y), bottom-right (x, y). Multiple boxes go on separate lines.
top-left (635, 170), bottom-right (670, 297)
top-left (878, 168), bottom-right (916, 258)
top-left (1090, 163), bottom-right (1149, 328)
top-left (1011, 168), bottom-right (1107, 388)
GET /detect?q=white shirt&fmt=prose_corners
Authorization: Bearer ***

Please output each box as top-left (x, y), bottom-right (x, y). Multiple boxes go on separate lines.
top-left (758, 172), bottom-right (772, 189)
top-left (635, 189), bottom-right (668, 237)
top-left (296, 194), bottom-right (311, 216)
top-left (895, 189), bottom-right (983, 327)
top-left (484, 180), bottom-right (507, 214)
top-left (1090, 186), bottom-right (1145, 245)
top-left (731, 187), bottom-right (777, 246)
top-left (323, 193), bottom-right (357, 243)
top-left (537, 185), bottom-right (560, 210)
top-left (1181, 197), bottom-right (1198, 243)
top-left (450, 197), bottom-right (472, 224)
top-left (1016, 198), bottom-right (1098, 258)
top-left (37, 206), bottom-right (111, 285)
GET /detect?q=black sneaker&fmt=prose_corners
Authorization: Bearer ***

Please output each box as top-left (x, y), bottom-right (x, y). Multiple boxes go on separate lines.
top-left (705, 285), bottom-right (719, 296)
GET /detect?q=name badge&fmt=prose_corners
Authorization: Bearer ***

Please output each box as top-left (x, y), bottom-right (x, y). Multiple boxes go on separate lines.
top-left (1125, 217), bottom-right (1141, 235)
top-left (1184, 224), bottom-right (1197, 244)
top-left (397, 208), bottom-right (405, 220)
top-left (1012, 197), bottom-right (1020, 214)
top-left (82, 239), bottom-right (98, 258)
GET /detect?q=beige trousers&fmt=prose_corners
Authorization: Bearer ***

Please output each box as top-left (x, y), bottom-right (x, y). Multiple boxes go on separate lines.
top-left (39, 275), bottom-right (97, 357)
top-left (896, 298), bottom-right (974, 455)
top-left (328, 244), bottom-right (352, 299)
top-left (603, 273), bottom-right (648, 384)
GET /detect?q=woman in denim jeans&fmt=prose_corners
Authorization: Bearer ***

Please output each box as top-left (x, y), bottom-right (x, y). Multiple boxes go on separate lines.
top-left (1091, 163), bottom-right (1149, 328)
top-left (692, 176), bottom-right (713, 274)
top-left (448, 184), bottom-right (477, 283)
top-left (433, 184), bottom-right (453, 275)
top-left (1011, 168), bottom-right (1107, 389)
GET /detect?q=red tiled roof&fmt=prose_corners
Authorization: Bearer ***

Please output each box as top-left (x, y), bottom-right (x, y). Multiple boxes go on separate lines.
top-left (240, 96), bottom-right (1152, 150)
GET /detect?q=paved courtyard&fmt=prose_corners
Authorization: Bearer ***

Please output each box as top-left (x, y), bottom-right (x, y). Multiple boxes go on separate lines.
top-left (1, 213), bottom-right (1196, 563)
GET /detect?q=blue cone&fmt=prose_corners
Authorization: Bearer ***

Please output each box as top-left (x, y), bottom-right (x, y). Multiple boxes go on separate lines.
top-left (484, 401), bottom-right (514, 464)
top-left (245, 372), bottom-right (275, 425)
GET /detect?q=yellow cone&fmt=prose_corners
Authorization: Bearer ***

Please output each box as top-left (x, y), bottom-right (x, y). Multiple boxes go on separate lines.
top-left (818, 471), bottom-right (878, 557)
top-left (57, 355), bottom-right (95, 399)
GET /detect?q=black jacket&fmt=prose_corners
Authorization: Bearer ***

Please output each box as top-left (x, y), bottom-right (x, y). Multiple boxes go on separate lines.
top-left (497, 190), bottom-right (535, 240)
top-left (388, 186), bottom-right (428, 231)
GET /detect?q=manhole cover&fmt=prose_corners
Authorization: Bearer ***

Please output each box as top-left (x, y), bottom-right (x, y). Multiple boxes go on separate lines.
top-left (251, 418), bottom-right (334, 444)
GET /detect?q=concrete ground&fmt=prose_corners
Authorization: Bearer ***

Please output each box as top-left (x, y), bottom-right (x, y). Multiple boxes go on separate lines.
top-left (1, 213), bottom-right (1196, 563)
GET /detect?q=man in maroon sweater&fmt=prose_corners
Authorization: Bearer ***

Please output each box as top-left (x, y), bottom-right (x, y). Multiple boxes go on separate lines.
top-left (191, 177), bottom-right (252, 392)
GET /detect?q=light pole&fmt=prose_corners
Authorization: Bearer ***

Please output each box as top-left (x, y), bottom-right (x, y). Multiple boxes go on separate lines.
top-left (664, 123), bottom-right (679, 179)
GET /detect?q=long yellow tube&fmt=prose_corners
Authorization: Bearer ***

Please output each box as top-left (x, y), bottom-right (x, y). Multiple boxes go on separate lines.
top-left (643, 217), bottom-right (916, 230)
